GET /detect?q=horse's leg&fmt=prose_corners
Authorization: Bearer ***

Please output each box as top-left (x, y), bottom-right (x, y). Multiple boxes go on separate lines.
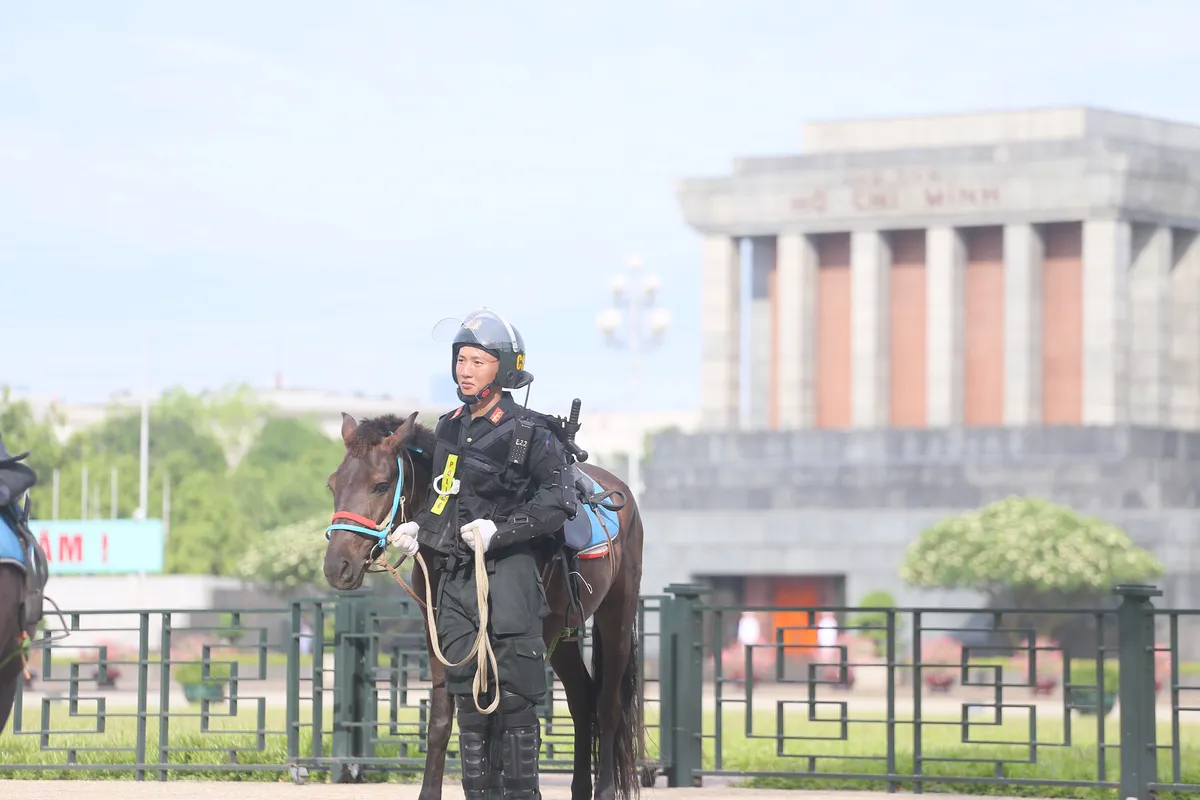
top-left (543, 559), bottom-right (597, 800)
top-left (0, 566), bottom-right (26, 736)
top-left (0, 642), bottom-right (18, 736)
top-left (413, 561), bottom-right (452, 800)
top-left (587, 532), bottom-right (644, 800)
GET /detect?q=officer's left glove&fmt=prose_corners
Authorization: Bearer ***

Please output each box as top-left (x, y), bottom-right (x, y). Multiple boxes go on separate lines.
top-left (460, 519), bottom-right (498, 553)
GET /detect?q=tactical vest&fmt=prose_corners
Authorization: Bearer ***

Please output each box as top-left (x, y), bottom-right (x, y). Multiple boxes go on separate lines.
top-left (416, 406), bottom-right (540, 555)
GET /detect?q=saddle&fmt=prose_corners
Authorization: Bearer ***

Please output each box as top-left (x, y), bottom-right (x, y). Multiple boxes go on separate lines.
top-left (548, 468), bottom-right (628, 649)
top-left (0, 436), bottom-right (35, 508)
top-left (1, 500), bottom-right (47, 637)
top-left (0, 436), bottom-right (48, 636)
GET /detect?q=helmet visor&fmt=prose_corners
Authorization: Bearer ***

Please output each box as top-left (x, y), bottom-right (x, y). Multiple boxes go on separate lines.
top-left (432, 308), bottom-right (519, 351)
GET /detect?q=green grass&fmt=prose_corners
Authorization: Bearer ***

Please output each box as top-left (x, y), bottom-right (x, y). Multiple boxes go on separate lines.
top-left (2, 703), bottom-right (1198, 797)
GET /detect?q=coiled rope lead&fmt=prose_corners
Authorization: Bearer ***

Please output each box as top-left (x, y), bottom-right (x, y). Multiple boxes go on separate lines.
top-left (378, 533), bottom-right (498, 715)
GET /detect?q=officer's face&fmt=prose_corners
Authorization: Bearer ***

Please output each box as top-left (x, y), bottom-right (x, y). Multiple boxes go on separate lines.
top-left (456, 346), bottom-right (499, 396)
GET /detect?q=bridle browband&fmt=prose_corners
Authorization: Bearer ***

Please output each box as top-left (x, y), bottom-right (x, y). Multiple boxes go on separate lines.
top-left (325, 442), bottom-right (425, 564)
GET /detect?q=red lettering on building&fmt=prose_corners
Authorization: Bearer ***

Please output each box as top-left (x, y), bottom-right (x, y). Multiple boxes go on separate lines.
top-left (790, 188), bottom-right (828, 214)
top-left (790, 182), bottom-right (1001, 216)
top-left (59, 534), bottom-right (84, 562)
top-left (923, 185), bottom-right (1000, 209)
top-left (853, 188), bottom-right (897, 212)
top-left (38, 530), bottom-right (53, 561)
top-left (103, 534), bottom-right (109, 563)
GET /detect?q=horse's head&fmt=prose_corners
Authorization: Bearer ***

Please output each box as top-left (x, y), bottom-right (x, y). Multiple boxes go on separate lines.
top-left (322, 410), bottom-right (434, 591)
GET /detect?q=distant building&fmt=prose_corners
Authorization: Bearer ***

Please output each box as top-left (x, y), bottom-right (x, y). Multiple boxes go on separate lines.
top-left (679, 105), bottom-right (1200, 432)
top-left (646, 106), bottom-right (1200, 655)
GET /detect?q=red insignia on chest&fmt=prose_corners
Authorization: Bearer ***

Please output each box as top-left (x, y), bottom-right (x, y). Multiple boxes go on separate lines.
top-left (450, 406), bottom-right (464, 420)
top-left (489, 406), bottom-right (505, 424)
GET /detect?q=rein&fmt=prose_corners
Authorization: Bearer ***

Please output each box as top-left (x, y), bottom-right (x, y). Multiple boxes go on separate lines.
top-left (324, 442), bottom-right (499, 714)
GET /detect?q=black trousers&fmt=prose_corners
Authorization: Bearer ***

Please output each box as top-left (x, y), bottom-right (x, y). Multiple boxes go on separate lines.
top-left (436, 545), bottom-right (550, 703)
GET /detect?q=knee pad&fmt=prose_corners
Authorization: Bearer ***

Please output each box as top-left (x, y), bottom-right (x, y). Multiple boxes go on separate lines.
top-left (498, 691), bottom-right (541, 797)
top-left (455, 696), bottom-right (492, 795)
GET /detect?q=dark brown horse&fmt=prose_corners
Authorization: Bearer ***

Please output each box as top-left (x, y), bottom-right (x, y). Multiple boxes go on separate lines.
top-left (0, 563), bottom-right (29, 734)
top-left (1, 445), bottom-right (45, 736)
top-left (322, 411), bottom-right (645, 800)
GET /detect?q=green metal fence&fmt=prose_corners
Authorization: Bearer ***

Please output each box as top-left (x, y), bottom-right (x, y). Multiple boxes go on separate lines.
top-left (2, 583), bottom-right (1196, 800)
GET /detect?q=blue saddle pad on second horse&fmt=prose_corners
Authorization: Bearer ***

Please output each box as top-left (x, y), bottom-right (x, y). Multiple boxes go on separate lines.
top-left (562, 471), bottom-right (620, 556)
top-left (0, 510), bottom-right (29, 571)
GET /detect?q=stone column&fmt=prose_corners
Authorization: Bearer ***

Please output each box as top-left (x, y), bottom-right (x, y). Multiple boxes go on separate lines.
top-left (851, 230), bottom-right (891, 428)
top-left (775, 232), bottom-right (818, 428)
top-left (1082, 218), bottom-right (1132, 424)
top-left (700, 234), bottom-right (742, 429)
top-left (1129, 225), bottom-right (1172, 426)
top-left (925, 226), bottom-right (965, 427)
top-left (746, 238), bottom-right (776, 429)
top-left (1171, 230), bottom-right (1200, 429)
top-left (1003, 223), bottom-right (1044, 425)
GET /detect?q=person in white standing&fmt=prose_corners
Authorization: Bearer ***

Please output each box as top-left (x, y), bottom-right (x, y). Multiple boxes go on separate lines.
top-left (817, 611), bottom-right (839, 662)
top-left (737, 611), bottom-right (761, 648)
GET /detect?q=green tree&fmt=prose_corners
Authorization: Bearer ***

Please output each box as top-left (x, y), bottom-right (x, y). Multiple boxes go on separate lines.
top-left (900, 496), bottom-right (1164, 633)
top-left (232, 416), bottom-right (342, 533)
top-left (3, 383), bottom-right (351, 583)
top-left (164, 471), bottom-right (251, 575)
top-left (0, 387), bottom-right (68, 515)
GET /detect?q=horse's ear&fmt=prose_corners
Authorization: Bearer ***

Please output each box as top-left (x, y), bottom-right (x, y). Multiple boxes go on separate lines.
top-left (340, 412), bottom-right (358, 445)
top-left (382, 411), bottom-right (420, 453)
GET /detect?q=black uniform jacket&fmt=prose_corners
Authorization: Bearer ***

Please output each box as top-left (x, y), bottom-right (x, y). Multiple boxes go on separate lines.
top-left (413, 392), bottom-right (577, 557)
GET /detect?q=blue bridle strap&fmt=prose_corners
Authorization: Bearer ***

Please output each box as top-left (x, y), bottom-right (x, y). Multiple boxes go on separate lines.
top-left (324, 444), bottom-right (423, 543)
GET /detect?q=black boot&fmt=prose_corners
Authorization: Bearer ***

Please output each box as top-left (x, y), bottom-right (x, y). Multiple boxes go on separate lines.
top-left (497, 690), bottom-right (542, 799)
top-left (456, 695), bottom-right (497, 800)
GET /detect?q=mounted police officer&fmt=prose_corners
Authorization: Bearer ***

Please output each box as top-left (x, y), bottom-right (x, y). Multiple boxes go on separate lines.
top-left (389, 308), bottom-right (576, 800)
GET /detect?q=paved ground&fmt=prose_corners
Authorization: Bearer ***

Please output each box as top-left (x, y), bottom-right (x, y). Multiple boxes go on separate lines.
top-left (1, 782), bottom-right (1053, 800)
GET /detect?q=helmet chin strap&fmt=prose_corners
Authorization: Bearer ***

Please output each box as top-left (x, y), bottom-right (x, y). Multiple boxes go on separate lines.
top-left (456, 380), bottom-right (501, 406)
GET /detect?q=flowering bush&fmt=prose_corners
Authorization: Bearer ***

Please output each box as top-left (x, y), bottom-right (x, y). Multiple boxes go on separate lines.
top-left (234, 515), bottom-right (329, 595)
top-left (1011, 635), bottom-right (1063, 694)
top-left (921, 636), bottom-right (962, 691)
top-left (900, 497), bottom-right (1164, 606)
top-left (90, 638), bottom-right (134, 686)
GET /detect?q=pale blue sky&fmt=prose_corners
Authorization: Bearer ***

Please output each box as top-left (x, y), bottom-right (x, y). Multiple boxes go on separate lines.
top-left (3, 0), bottom-right (1199, 414)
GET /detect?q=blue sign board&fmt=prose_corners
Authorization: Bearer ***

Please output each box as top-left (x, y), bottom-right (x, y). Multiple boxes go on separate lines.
top-left (26, 519), bottom-right (165, 575)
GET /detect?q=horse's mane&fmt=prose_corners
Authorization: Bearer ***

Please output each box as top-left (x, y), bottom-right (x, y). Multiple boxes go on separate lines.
top-left (346, 413), bottom-right (437, 462)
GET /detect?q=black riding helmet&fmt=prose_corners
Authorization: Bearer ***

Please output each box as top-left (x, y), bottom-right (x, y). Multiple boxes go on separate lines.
top-left (451, 308), bottom-right (533, 404)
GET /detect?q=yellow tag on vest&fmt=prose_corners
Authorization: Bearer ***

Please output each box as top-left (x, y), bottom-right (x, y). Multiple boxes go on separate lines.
top-left (430, 454), bottom-right (459, 515)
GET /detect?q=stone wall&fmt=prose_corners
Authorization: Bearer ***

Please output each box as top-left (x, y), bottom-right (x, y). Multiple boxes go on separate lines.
top-left (636, 425), bottom-right (1200, 659)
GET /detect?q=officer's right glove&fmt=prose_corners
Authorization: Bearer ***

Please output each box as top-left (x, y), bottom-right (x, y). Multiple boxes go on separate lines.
top-left (388, 520), bottom-right (420, 557)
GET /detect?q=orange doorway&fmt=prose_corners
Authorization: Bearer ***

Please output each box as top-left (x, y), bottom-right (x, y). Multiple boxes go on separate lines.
top-left (770, 577), bottom-right (822, 658)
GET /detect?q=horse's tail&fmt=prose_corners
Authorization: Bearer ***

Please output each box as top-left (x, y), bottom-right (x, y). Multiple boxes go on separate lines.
top-left (591, 610), bottom-right (644, 800)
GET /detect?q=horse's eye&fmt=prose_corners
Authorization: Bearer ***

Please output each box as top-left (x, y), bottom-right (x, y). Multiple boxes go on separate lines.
top-left (373, 482), bottom-right (390, 494)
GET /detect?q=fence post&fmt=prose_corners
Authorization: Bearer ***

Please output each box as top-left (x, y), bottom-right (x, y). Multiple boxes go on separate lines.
top-left (286, 601), bottom-right (302, 765)
top-left (331, 593), bottom-right (369, 782)
top-left (1115, 583), bottom-right (1161, 800)
top-left (663, 583), bottom-right (706, 788)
